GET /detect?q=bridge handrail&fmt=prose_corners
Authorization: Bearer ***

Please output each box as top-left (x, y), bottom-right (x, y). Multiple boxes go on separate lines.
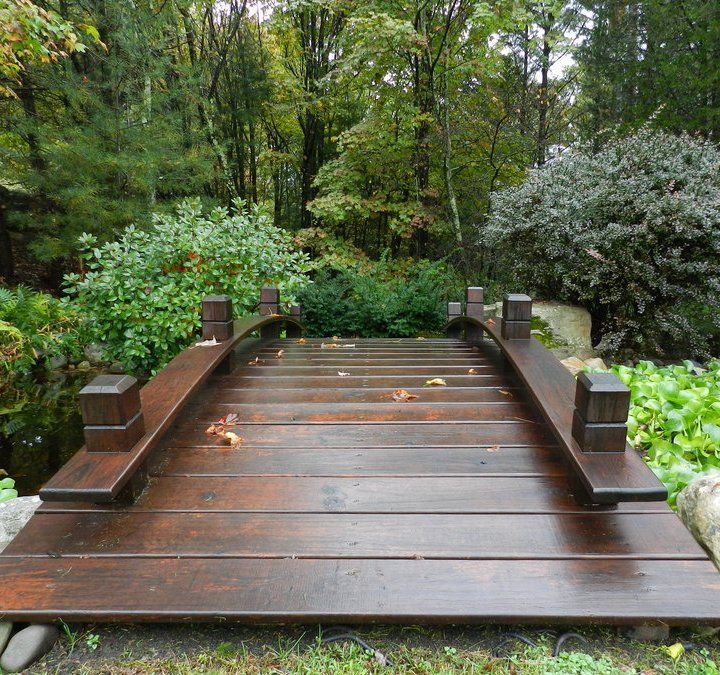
top-left (40, 310), bottom-right (302, 503)
top-left (445, 309), bottom-right (667, 505)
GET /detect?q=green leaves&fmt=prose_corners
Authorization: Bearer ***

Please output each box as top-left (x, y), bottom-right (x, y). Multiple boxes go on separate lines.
top-left (0, 477), bottom-right (18, 502)
top-left (65, 200), bottom-right (312, 374)
top-left (607, 359), bottom-right (720, 506)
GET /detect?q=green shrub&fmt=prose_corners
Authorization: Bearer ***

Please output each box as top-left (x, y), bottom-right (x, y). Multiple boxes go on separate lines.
top-left (65, 199), bottom-right (311, 374)
top-left (0, 476), bottom-right (18, 502)
top-left (299, 260), bottom-right (461, 338)
top-left (605, 359), bottom-right (720, 506)
top-left (0, 285), bottom-right (83, 377)
top-left (486, 129), bottom-right (720, 359)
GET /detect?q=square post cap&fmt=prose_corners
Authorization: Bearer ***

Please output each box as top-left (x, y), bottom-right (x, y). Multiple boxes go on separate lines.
top-left (79, 375), bottom-right (141, 426)
top-left (260, 286), bottom-right (279, 303)
top-left (502, 294), bottom-right (532, 321)
top-left (575, 372), bottom-right (631, 423)
top-left (202, 295), bottom-right (232, 322)
top-left (465, 287), bottom-right (484, 304)
top-left (447, 301), bottom-right (462, 318)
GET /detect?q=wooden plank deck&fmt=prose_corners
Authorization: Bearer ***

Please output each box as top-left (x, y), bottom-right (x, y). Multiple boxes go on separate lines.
top-left (1, 336), bottom-right (720, 625)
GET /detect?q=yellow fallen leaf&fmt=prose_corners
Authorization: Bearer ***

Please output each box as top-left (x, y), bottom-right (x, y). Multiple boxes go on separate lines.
top-left (276, 349), bottom-right (284, 358)
top-left (297, 337), bottom-right (306, 344)
top-left (223, 431), bottom-right (244, 448)
top-left (662, 643), bottom-right (685, 660)
top-left (424, 378), bottom-right (447, 386)
top-left (392, 389), bottom-right (419, 402)
top-left (248, 356), bottom-right (262, 365)
top-left (321, 342), bottom-right (339, 349)
top-left (416, 336), bottom-right (426, 341)
top-left (499, 389), bottom-right (513, 398)
top-left (485, 445), bottom-right (500, 452)
top-left (468, 368), bottom-right (478, 375)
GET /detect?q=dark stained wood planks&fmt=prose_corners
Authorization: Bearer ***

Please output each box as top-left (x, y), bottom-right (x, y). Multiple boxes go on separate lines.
top-left (38, 476), bottom-right (671, 514)
top-left (0, 557), bottom-right (719, 624)
top-left (6, 512), bottom-right (705, 559)
top-left (1, 334), bottom-right (718, 626)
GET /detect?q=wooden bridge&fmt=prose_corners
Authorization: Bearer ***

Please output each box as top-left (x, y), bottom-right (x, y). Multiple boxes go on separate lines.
top-left (1, 287), bottom-right (719, 626)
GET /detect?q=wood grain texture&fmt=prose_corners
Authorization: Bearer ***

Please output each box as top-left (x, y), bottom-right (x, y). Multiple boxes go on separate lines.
top-left (1, 557), bottom-right (719, 624)
top-left (40, 315), bottom-right (303, 502)
top-left (454, 317), bottom-right (667, 504)
top-left (152, 444), bottom-right (565, 477)
top-left (7, 512), bottom-right (704, 559)
top-left (38, 476), bottom-right (671, 514)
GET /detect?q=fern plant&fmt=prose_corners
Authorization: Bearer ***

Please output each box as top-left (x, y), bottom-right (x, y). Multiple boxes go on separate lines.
top-left (0, 285), bottom-right (83, 377)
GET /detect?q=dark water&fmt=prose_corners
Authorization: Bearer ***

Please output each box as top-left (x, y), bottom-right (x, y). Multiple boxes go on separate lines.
top-left (0, 372), bottom-right (91, 496)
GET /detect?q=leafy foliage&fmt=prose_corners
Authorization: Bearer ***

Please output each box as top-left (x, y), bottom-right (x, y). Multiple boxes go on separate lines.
top-left (0, 0), bottom-right (96, 98)
top-left (607, 359), bottom-right (720, 506)
top-left (486, 129), bottom-right (720, 359)
top-left (64, 199), bottom-right (311, 374)
top-left (0, 476), bottom-right (18, 501)
top-left (0, 285), bottom-right (82, 376)
top-left (299, 260), bottom-right (461, 338)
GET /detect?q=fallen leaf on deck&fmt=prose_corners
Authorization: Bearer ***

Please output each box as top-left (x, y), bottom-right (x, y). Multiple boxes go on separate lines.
top-left (195, 337), bottom-right (219, 347)
top-left (218, 413), bottom-right (238, 426)
top-left (468, 368), bottom-right (478, 375)
top-left (338, 371), bottom-right (350, 377)
top-left (499, 389), bottom-right (513, 398)
top-left (276, 349), bottom-right (284, 358)
top-left (416, 336), bottom-right (426, 341)
top-left (486, 318), bottom-right (495, 326)
top-left (485, 445), bottom-right (500, 452)
top-left (392, 389), bottom-right (419, 402)
top-left (248, 356), bottom-right (263, 365)
top-left (424, 378), bottom-right (447, 386)
top-left (223, 431), bottom-right (244, 448)
top-left (321, 342), bottom-right (339, 349)
top-left (332, 336), bottom-right (339, 341)
top-left (297, 338), bottom-right (306, 344)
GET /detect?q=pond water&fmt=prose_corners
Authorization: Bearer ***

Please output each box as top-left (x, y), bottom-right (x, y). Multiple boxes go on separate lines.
top-left (0, 373), bottom-right (91, 496)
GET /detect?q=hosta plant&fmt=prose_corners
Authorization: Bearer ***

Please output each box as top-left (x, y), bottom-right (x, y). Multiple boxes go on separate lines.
top-left (603, 359), bottom-right (720, 506)
top-left (0, 477), bottom-right (18, 502)
top-left (65, 199), bottom-right (312, 374)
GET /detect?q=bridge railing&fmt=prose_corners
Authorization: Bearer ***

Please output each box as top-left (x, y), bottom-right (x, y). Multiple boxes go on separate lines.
top-left (446, 288), bottom-right (667, 506)
top-left (39, 287), bottom-right (303, 504)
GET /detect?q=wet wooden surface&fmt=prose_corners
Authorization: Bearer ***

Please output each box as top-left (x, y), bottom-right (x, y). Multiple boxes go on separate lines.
top-left (2, 337), bottom-right (719, 624)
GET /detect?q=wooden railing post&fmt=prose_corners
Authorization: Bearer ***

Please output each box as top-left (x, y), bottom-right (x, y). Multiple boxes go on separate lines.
top-left (501, 293), bottom-right (532, 339)
top-left (447, 301), bottom-right (463, 338)
top-left (202, 295), bottom-right (234, 341)
top-left (260, 286), bottom-right (280, 339)
top-left (79, 375), bottom-right (145, 453)
top-left (572, 372), bottom-right (630, 453)
top-left (465, 287), bottom-right (484, 343)
top-left (286, 304), bottom-right (302, 338)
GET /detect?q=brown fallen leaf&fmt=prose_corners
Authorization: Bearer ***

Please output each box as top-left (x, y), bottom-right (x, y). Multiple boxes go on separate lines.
top-left (338, 371), bottom-right (350, 377)
top-left (223, 431), bottom-right (244, 448)
top-left (499, 389), bottom-right (513, 398)
top-left (276, 349), bottom-right (284, 359)
top-left (248, 356), bottom-right (263, 365)
top-left (297, 337), bottom-right (306, 344)
top-left (332, 335), bottom-right (339, 341)
top-left (486, 318), bottom-right (496, 326)
top-left (320, 342), bottom-right (339, 349)
top-left (468, 368), bottom-right (478, 375)
top-left (416, 336), bottom-right (426, 341)
top-left (485, 445), bottom-right (500, 452)
top-left (424, 378), bottom-right (447, 386)
top-left (392, 389), bottom-right (419, 402)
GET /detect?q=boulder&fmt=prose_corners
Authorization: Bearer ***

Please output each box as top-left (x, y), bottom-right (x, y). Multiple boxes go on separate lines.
top-left (0, 622), bottom-right (12, 655)
top-left (560, 357), bottom-right (586, 376)
top-left (109, 361), bottom-right (125, 374)
top-left (584, 357), bottom-right (607, 371)
top-left (677, 472), bottom-right (720, 569)
top-left (532, 301), bottom-right (594, 359)
top-left (0, 495), bottom-right (41, 553)
top-left (0, 624), bottom-right (60, 673)
top-left (83, 343), bottom-right (106, 364)
top-left (77, 360), bottom-right (92, 371)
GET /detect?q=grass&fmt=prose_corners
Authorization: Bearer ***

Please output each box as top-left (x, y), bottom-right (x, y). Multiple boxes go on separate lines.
top-left (27, 625), bottom-right (720, 674)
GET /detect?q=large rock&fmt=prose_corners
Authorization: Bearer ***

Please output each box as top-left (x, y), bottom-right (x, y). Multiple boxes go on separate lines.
top-left (0, 495), bottom-right (41, 553)
top-left (0, 622), bottom-right (12, 655)
top-left (532, 301), bottom-right (594, 359)
top-left (0, 624), bottom-right (60, 673)
top-left (84, 343), bottom-right (106, 364)
top-left (677, 472), bottom-right (720, 569)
